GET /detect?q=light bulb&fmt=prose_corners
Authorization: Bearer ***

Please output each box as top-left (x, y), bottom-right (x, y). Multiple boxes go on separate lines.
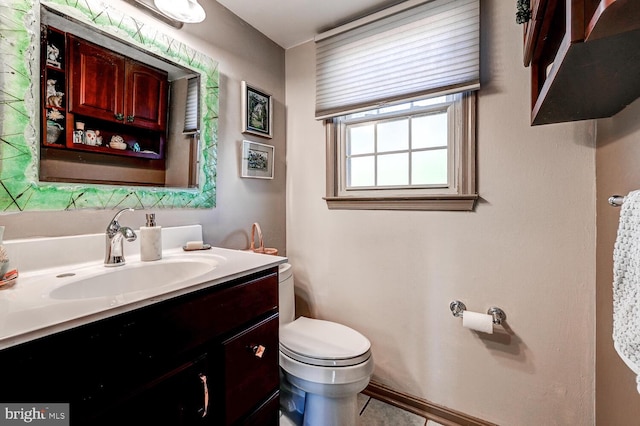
top-left (154, 0), bottom-right (206, 23)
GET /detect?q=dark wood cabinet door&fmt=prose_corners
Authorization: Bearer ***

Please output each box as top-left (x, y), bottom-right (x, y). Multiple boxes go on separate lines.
top-left (92, 355), bottom-right (213, 425)
top-left (125, 61), bottom-right (168, 131)
top-left (68, 35), bottom-right (125, 122)
top-left (68, 35), bottom-right (168, 131)
top-left (222, 314), bottom-right (279, 425)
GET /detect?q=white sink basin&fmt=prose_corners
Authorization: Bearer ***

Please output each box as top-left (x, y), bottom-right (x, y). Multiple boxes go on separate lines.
top-left (49, 256), bottom-right (220, 300)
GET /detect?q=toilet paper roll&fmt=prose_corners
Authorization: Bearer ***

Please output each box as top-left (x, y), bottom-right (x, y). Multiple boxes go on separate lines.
top-left (462, 311), bottom-right (494, 334)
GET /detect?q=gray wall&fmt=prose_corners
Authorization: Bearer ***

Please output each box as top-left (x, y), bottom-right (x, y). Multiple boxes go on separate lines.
top-left (596, 97), bottom-right (640, 424)
top-left (284, 1), bottom-right (596, 424)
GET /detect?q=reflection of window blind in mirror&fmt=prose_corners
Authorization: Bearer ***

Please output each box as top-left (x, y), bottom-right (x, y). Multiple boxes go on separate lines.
top-left (184, 76), bottom-right (200, 133)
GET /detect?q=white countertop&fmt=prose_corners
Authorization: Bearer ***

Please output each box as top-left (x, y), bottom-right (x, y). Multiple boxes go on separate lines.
top-left (0, 226), bottom-right (286, 350)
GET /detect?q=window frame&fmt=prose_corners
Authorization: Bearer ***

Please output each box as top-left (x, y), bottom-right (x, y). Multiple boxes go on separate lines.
top-left (324, 91), bottom-right (478, 211)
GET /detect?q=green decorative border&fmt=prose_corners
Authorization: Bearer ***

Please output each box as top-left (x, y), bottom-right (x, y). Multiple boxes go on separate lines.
top-left (0, 0), bottom-right (218, 211)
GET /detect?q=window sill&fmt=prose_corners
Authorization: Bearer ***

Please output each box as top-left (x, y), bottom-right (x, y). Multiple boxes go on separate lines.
top-left (323, 194), bottom-right (478, 211)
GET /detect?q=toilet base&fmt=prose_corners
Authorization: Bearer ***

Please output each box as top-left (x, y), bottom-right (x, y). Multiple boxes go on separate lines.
top-left (303, 393), bottom-right (358, 426)
top-left (280, 353), bottom-right (373, 426)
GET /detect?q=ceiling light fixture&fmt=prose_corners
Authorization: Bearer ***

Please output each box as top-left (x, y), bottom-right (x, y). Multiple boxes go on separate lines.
top-left (128, 0), bottom-right (183, 29)
top-left (154, 0), bottom-right (206, 23)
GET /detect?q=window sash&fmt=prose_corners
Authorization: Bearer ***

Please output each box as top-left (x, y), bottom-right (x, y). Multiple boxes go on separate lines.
top-left (315, 0), bottom-right (480, 119)
top-left (336, 99), bottom-right (457, 197)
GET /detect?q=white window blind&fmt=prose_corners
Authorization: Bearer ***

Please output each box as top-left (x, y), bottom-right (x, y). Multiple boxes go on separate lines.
top-left (315, 0), bottom-right (480, 119)
top-left (184, 76), bottom-right (200, 133)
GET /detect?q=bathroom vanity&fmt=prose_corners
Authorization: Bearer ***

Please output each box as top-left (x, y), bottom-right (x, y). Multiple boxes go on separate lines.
top-left (0, 226), bottom-right (284, 425)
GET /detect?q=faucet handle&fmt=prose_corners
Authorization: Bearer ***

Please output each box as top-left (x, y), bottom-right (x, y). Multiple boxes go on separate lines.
top-left (120, 226), bottom-right (137, 242)
top-left (107, 208), bottom-right (134, 234)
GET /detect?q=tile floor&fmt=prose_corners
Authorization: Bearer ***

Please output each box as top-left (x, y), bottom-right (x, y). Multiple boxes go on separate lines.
top-left (280, 393), bottom-right (444, 425)
top-left (358, 394), bottom-right (443, 426)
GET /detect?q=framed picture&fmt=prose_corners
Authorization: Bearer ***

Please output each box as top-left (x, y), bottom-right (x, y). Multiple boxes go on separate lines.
top-left (242, 81), bottom-right (272, 138)
top-left (241, 140), bottom-right (274, 179)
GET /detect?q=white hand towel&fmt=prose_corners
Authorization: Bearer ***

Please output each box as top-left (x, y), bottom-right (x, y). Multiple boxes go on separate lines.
top-left (613, 190), bottom-right (640, 393)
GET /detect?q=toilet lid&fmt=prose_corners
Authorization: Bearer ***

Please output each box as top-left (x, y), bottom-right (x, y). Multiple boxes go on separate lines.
top-left (280, 317), bottom-right (371, 367)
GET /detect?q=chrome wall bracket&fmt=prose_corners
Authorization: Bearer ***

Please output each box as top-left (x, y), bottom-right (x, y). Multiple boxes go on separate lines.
top-left (487, 307), bottom-right (506, 325)
top-left (609, 195), bottom-right (625, 207)
top-left (449, 300), bottom-right (467, 318)
top-left (450, 300), bottom-right (507, 325)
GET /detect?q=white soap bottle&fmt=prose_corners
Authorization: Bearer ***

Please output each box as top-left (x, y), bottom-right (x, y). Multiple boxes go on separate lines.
top-left (0, 226), bottom-right (9, 277)
top-left (140, 213), bottom-right (162, 261)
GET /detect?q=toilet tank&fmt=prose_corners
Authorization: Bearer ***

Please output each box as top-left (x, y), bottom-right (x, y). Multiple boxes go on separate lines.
top-left (278, 263), bottom-right (295, 326)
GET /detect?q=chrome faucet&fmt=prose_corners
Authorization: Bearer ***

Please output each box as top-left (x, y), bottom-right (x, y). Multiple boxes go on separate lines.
top-left (105, 208), bottom-right (137, 267)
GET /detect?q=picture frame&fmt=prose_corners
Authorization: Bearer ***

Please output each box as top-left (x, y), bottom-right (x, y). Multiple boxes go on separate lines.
top-left (242, 81), bottom-right (273, 138)
top-left (241, 140), bottom-right (275, 179)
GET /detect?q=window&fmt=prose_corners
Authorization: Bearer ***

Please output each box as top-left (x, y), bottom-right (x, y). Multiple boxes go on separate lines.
top-left (325, 92), bottom-right (476, 210)
top-left (316, 0), bottom-right (479, 211)
top-left (183, 76), bottom-right (200, 134)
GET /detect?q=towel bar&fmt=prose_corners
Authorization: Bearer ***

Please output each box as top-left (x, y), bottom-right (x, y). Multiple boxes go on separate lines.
top-left (609, 195), bottom-right (625, 207)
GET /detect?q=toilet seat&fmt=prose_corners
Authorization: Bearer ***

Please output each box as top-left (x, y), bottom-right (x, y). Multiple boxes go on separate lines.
top-left (279, 317), bottom-right (371, 367)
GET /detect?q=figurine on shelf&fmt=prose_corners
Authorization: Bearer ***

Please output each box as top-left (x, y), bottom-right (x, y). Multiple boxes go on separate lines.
top-left (45, 79), bottom-right (57, 97)
top-left (73, 122), bottom-right (85, 144)
top-left (109, 135), bottom-right (127, 150)
top-left (45, 79), bottom-right (64, 108)
top-left (47, 93), bottom-right (64, 108)
top-left (46, 121), bottom-right (63, 144)
top-left (46, 43), bottom-right (61, 68)
top-left (73, 130), bottom-right (84, 144)
top-left (46, 109), bottom-right (64, 121)
top-left (85, 130), bottom-right (97, 146)
top-left (46, 108), bottom-right (64, 144)
top-left (85, 130), bottom-right (103, 146)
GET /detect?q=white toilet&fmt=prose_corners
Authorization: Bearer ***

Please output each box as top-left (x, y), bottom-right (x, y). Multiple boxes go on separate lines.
top-left (278, 263), bottom-right (374, 426)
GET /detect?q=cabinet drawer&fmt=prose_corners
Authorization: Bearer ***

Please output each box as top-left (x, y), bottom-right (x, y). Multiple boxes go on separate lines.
top-left (105, 268), bottom-right (279, 372)
top-left (222, 314), bottom-right (279, 425)
top-left (159, 270), bottom-right (279, 353)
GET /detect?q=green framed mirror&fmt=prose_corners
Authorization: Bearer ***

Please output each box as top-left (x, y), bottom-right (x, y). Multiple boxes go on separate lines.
top-left (0, 0), bottom-right (218, 211)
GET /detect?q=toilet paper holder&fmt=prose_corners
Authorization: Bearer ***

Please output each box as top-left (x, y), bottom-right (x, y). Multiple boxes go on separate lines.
top-left (449, 300), bottom-right (506, 325)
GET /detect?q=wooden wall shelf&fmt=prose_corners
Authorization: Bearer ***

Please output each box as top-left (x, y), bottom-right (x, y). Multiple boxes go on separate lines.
top-left (65, 142), bottom-right (162, 160)
top-left (524, 0), bottom-right (640, 125)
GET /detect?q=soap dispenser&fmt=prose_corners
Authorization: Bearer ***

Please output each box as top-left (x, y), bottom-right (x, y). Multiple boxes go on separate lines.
top-left (0, 226), bottom-right (8, 277)
top-left (140, 213), bottom-right (162, 261)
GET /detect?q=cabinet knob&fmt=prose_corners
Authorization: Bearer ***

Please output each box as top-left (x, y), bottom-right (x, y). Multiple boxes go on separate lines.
top-left (126, 115), bottom-right (135, 123)
top-left (199, 373), bottom-right (209, 418)
top-left (114, 113), bottom-right (124, 121)
top-left (248, 344), bottom-right (266, 358)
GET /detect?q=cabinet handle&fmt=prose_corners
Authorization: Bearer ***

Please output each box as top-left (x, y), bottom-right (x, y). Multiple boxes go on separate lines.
top-left (114, 113), bottom-right (124, 121)
top-left (199, 373), bottom-right (209, 418)
top-left (248, 344), bottom-right (266, 359)
top-left (126, 115), bottom-right (135, 123)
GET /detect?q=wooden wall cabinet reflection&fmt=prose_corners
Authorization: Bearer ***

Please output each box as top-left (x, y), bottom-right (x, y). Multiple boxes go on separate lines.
top-left (41, 26), bottom-right (168, 160)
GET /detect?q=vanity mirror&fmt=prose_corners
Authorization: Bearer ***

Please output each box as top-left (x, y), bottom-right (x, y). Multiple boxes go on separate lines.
top-left (0, 0), bottom-right (218, 211)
